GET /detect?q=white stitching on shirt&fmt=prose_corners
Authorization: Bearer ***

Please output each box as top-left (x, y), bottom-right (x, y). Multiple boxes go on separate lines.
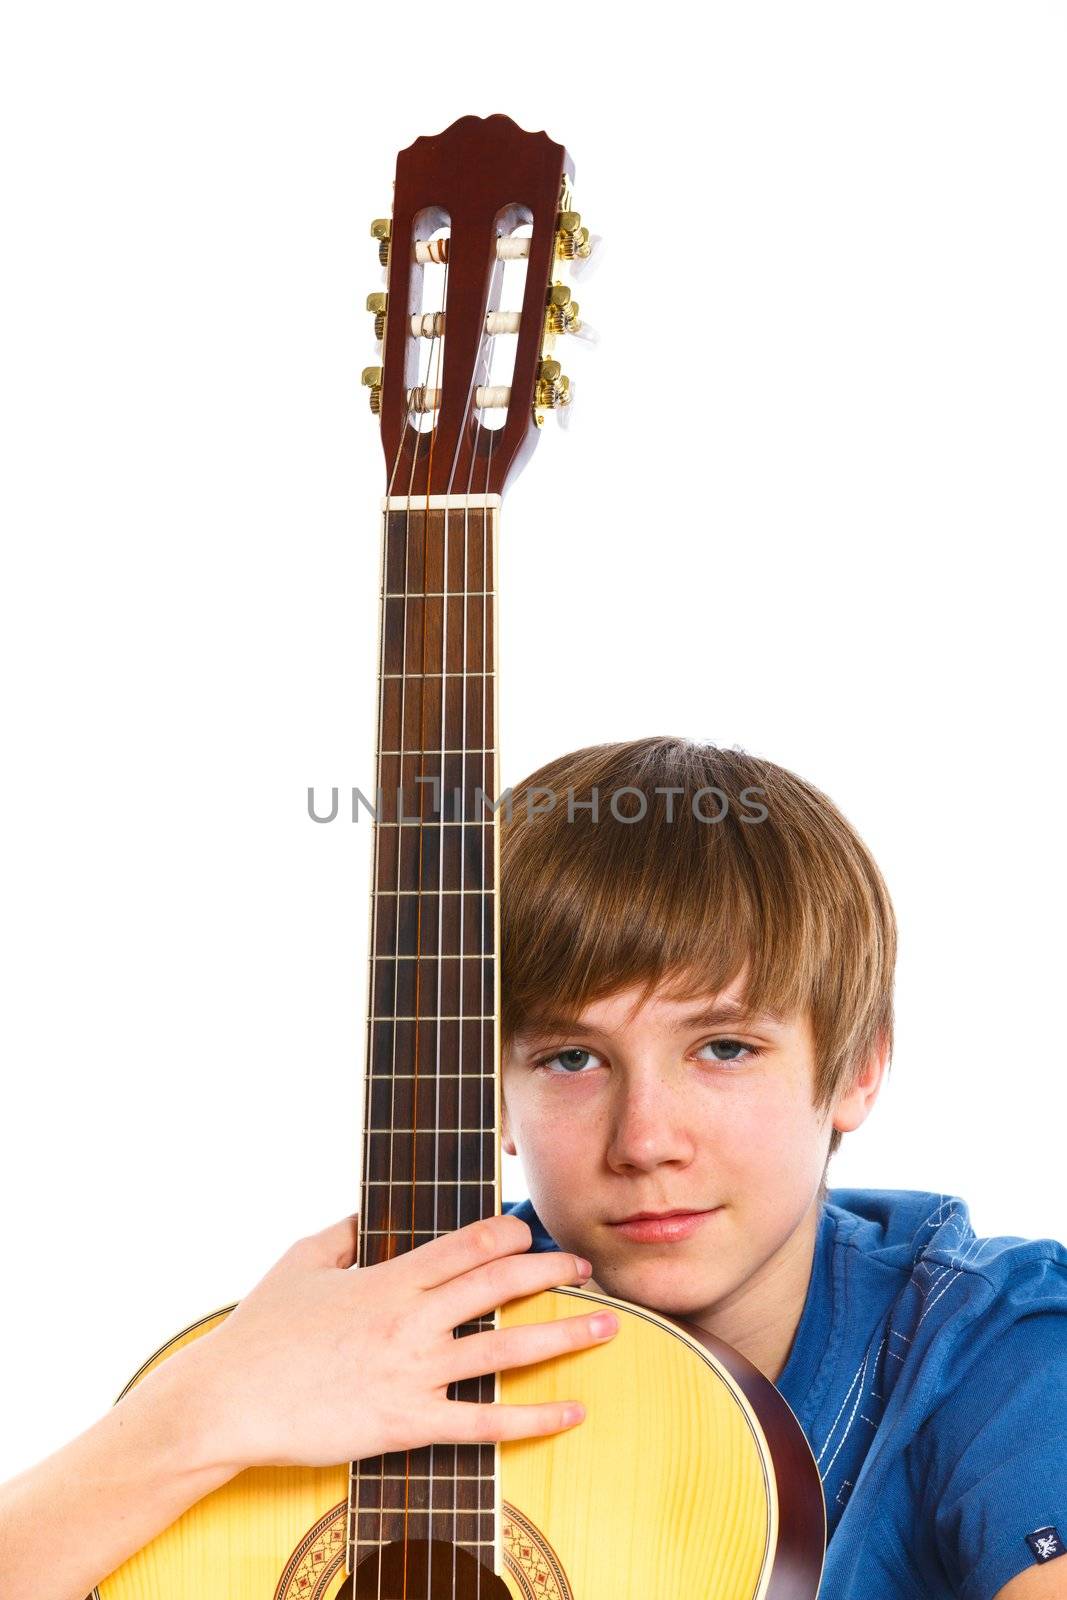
top-left (814, 1195), bottom-right (982, 1495)
top-left (815, 1351), bottom-right (867, 1465)
top-left (916, 1234), bottom-right (989, 1328)
top-left (820, 1348), bottom-right (871, 1482)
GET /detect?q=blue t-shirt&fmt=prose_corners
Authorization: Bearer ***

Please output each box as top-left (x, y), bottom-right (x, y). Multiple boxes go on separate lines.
top-left (504, 1188), bottom-right (1067, 1599)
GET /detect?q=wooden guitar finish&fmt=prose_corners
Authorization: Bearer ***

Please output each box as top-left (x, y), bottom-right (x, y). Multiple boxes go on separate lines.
top-left (94, 117), bottom-right (825, 1600)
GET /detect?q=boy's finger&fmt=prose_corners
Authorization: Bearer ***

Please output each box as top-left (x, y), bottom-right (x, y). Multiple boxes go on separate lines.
top-left (427, 1397), bottom-right (587, 1445)
top-left (432, 1247), bottom-right (591, 1329)
top-left (402, 1214), bottom-right (535, 1290)
top-left (446, 1309), bottom-right (619, 1384)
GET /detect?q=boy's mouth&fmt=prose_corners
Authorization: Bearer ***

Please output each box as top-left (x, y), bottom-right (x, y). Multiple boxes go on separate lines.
top-left (607, 1207), bottom-right (721, 1243)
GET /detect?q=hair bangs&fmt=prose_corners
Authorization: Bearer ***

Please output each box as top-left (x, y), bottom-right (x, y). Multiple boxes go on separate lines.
top-left (500, 737), bottom-right (896, 1159)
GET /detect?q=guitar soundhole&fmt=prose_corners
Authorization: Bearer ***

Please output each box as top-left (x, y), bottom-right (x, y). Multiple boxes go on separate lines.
top-left (343, 1540), bottom-right (512, 1598)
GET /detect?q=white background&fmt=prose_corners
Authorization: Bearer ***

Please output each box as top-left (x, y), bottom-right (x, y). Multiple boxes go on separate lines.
top-left (1, 3), bottom-right (1064, 1479)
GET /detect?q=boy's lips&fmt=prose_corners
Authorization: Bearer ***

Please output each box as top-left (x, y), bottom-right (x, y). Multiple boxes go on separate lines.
top-left (607, 1207), bottom-right (721, 1243)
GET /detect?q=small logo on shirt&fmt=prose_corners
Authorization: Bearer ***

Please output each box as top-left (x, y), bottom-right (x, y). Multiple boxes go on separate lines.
top-left (1025, 1526), bottom-right (1065, 1564)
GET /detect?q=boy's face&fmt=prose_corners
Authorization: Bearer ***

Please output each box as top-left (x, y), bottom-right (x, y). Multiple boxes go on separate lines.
top-left (501, 975), bottom-right (883, 1364)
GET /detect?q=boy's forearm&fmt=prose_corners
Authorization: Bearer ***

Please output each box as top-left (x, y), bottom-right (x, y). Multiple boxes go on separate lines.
top-left (0, 1345), bottom-right (238, 1600)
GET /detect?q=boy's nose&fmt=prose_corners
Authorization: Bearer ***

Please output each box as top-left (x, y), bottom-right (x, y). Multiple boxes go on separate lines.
top-left (604, 1078), bottom-right (696, 1173)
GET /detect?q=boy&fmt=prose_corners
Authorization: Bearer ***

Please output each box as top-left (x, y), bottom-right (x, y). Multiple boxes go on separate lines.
top-left (498, 737), bottom-right (1067, 1599)
top-left (1, 737), bottom-right (1064, 1600)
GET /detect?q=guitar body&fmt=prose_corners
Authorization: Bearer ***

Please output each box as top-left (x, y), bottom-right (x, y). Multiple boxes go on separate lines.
top-left (96, 1288), bottom-right (823, 1600)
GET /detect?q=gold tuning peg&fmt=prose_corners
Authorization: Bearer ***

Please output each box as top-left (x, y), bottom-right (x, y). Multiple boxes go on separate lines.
top-left (361, 365), bottom-right (382, 415)
top-left (370, 218), bottom-right (391, 268)
top-left (555, 210), bottom-right (592, 260)
top-left (534, 357), bottom-right (571, 411)
top-left (365, 291), bottom-right (387, 341)
top-left (545, 281), bottom-right (582, 335)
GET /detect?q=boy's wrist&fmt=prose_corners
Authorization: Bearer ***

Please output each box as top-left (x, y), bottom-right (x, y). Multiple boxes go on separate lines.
top-left (121, 1337), bottom-right (245, 1491)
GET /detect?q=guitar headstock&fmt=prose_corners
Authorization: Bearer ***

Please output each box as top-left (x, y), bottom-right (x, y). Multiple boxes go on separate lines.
top-left (361, 114), bottom-right (594, 498)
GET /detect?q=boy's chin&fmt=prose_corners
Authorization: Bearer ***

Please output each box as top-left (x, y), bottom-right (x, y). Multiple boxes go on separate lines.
top-left (587, 1256), bottom-right (724, 1321)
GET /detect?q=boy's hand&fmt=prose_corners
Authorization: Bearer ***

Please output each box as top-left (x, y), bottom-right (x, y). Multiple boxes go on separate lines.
top-left (177, 1212), bottom-right (617, 1472)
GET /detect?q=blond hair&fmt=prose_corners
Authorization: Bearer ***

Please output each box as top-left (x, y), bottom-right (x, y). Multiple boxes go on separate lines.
top-left (501, 737), bottom-right (895, 1160)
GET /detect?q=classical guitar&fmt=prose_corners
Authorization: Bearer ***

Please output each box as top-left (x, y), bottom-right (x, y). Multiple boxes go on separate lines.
top-left (94, 114), bottom-right (825, 1600)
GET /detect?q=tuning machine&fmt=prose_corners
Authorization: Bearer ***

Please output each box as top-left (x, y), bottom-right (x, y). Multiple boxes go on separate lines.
top-left (555, 209), bottom-right (592, 261)
top-left (545, 282), bottom-right (580, 335)
top-left (544, 281), bottom-right (599, 346)
top-left (533, 357), bottom-right (572, 425)
top-left (366, 291), bottom-right (387, 342)
top-left (556, 182), bottom-right (603, 278)
top-left (361, 365), bottom-right (382, 415)
top-left (370, 218), bottom-right (391, 268)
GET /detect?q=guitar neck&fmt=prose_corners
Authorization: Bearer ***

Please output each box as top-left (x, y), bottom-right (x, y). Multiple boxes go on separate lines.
top-left (359, 497), bottom-right (503, 1271)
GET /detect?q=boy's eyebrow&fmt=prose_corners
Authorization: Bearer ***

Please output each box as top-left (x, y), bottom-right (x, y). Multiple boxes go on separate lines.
top-left (514, 998), bottom-right (783, 1041)
top-left (673, 1001), bottom-right (784, 1031)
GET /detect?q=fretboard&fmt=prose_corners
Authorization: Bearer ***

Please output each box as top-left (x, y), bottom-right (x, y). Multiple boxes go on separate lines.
top-left (351, 500), bottom-right (502, 1575)
top-left (360, 501), bottom-right (500, 1263)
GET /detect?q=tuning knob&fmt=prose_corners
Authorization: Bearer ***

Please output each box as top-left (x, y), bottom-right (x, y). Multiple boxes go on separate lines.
top-left (534, 357), bottom-right (572, 411)
top-left (361, 365), bottom-right (382, 415)
top-left (366, 291), bottom-right (387, 342)
top-left (370, 218), bottom-right (391, 268)
top-left (545, 282), bottom-right (581, 335)
top-left (555, 210), bottom-right (592, 261)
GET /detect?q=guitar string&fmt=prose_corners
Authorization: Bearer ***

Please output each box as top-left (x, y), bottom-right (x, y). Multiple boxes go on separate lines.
top-left (452, 316), bottom-right (498, 1600)
top-left (369, 257), bottom-right (447, 1599)
top-left (407, 241), bottom-right (495, 1596)
top-left (432, 264), bottom-right (500, 1600)
top-left (475, 340), bottom-right (497, 1600)
top-left (379, 278), bottom-right (441, 1600)
top-left (353, 243), bottom-right (431, 1583)
top-left (377, 236), bottom-right (455, 1600)
top-left (412, 234), bottom-right (505, 1595)
top-left (438, 235), bottom-right (512, 1593)
top-left (401, 256), bottom-right (450, 1600)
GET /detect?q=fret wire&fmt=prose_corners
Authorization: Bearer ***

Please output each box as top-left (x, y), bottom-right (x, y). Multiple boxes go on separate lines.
top-left (351, 1474), bottom-right (496, 1484)
top-left (351, 1501), bottom-right (495, 1509)
top-left (363, 1126), bottom-right (498, 1133)
top-left (373, 888), bottom-right (495, 894)
top-left (363, 1076), bottom-right (493, 1085)
top-left (350, 1478), bottom-right (502, 1491)
top-left (372, 820), bottom-right (496, 828)
top-left (369, 947), bottom-right (496, 958)
top-left (359, 1227), bottom-right (498, 1235)
top-left (350, 1520), bottom-right (495, 1531)
top-left (362, 1178), bottom-right (493, 1187)
top-left (350, 1529), bottom-right (502, 1542)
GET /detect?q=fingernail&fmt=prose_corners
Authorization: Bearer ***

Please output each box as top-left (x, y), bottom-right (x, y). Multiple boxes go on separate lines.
top-left (562, 1403), bottom-right (585, 1425)
top-left (589, 1312), bottom-right (618, 1339)
top-left (575, 1257), bottom-right (593, 1277)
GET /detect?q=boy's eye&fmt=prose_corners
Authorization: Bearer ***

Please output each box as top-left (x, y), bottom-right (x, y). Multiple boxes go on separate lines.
top-left (696, 1037), bottom-right (756, 1064)
top-left (538, 1047), bottom-right (603, 1074)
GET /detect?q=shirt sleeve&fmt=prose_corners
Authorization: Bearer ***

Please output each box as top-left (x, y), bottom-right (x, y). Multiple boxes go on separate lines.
top-left (913, 1270), bottom-right (1067, 1600)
